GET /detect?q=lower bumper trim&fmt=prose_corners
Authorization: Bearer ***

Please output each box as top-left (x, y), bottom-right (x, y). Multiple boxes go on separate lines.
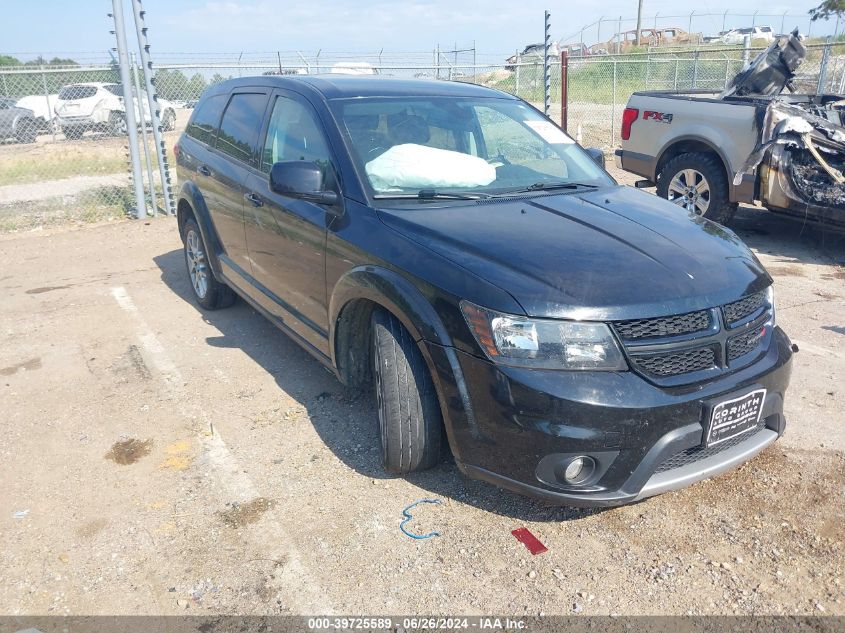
top-left (459, 427), bottom-right (779, 508)
top-left (634, 428), bottom-right (778, 501)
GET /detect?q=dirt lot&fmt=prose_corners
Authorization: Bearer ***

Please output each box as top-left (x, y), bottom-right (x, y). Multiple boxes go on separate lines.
top-left (0, 169), bottom-right (843, 617)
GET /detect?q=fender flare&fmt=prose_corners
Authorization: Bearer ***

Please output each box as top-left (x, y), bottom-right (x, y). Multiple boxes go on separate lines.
top-left (328, 266), bottom-right (479, 454)
top-left (177, 180), bottom-right (225, 279)
top-left (329, 265), bottom-right (452, 358)
top-left (655, 134), bottom-right (732, 180)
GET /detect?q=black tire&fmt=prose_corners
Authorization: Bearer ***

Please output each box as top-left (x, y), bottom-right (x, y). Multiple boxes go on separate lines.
top-left (182, 218), bottom-right (236, 310)
top-left (15, 119), bottom-right (37, 144)
top-left (109, 111), bottom-right (127, 136)
top-left (371, 308), bottom-right (443, 474)
top-left (656, 152), bottom-right (737, 225)
top-left (63, 127), bottom-right (83, 140)
top-left (162, 110), bottom-right (176, 132)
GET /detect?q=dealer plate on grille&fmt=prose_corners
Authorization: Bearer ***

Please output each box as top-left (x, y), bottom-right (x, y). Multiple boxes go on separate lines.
top-left (705, 389), bottom-right (766, 447)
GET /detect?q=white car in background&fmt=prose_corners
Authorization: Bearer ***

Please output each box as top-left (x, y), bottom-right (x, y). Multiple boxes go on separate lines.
top-left (16, 94), bottom-right (59, 133)
top-left (54, 82), bottom-right (176, 140)
top-left (329, 62), bottom-right (378, 75)
top-left (718, 26), bottom-right (775, 45)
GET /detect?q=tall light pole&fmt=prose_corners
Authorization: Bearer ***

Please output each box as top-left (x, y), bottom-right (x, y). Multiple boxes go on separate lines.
top-left (636, 0), bottom-right (644, 46)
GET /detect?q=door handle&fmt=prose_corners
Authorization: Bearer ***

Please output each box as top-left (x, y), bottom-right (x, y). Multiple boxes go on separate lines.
top-left (244, 192), bottom-right (264, 207)
top-left (197, 165), bottom-right (211, 176)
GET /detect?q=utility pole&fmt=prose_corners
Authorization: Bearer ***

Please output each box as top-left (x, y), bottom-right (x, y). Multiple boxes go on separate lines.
top-left (636, 0), bottom-right (644, 46)
top-left (110, 0), bottom-right (147, 219)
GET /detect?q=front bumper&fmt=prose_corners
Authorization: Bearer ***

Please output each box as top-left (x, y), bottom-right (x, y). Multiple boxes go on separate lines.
top-left (428, 326), bottom-right (793, 507)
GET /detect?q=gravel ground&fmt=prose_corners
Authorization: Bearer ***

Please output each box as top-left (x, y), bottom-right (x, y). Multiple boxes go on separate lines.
top-left (0, 170), bottom-right (843, 617)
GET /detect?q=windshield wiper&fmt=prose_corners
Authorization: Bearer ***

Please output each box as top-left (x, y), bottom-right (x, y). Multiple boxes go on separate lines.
top-left (489, 182), bottom-right (599, 197)
top-left (373, 189), bottom-right (492, 200)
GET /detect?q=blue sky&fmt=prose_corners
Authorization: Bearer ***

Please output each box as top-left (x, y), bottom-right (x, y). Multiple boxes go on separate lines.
top-left (0, 0), bottom-right (833, 62)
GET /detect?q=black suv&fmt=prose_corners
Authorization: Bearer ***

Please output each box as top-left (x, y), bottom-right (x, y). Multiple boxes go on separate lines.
top-left (174, 76), bottom-right (793, 507)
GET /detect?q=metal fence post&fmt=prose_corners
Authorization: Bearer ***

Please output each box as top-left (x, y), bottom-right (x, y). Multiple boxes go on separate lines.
top-left (111, 0), bottom-right (147, 220)
top-left (817, 37), bottom-right (833, 95)
top-left (743, 35), bottom-right (751, 66)
top-left (692, 50), bottom-right (700, 89)
top-left (515, 52), bottom-right (520, 96)
top-left (132, 52), bottom-right (157, 216)
top-left (39, 65), bottom-right (56, 142)
top-left (611, 59), bottom-right (617, 146)
top-left (131, 0), bottom-right (175, 215)
top-left (560, 51), bottom-right (568, 131)
top-left (543, 10), bottom-right (551, 116)
top-left (674, 58), bottom-right (679, 90)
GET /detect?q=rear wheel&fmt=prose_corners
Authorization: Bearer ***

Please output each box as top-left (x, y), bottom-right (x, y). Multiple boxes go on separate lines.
top-left (371, 308), bottom-right (443, 474)
top-left (182, 218), bottom-right (236, 310)
top-left (109, 111), bottom-right (127, 136)
top-left (63, 126), bottom-right (84, 140)
top-left (656, 152), bottom-right (737, 225)
top-left (15, 119), bottom-right (37, 143)
top-left (161, 109), bottom-right (176, 132)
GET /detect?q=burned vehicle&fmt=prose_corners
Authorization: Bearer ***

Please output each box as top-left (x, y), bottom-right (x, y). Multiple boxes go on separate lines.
top-left (616, 30), bottom-right (845, 229)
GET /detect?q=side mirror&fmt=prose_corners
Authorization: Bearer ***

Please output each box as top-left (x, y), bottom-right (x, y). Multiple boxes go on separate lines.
top-left (269, 160), bottom-right (338, 205)
top-left (585, 147), bottom-right (605, 168)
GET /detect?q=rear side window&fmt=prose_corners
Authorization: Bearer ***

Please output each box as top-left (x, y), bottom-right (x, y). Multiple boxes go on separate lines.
top-left (216, 93), bottom-right (268, 164)
top-left (58, 85), bottom-right (97, 100)
top-left (186, 94), bottom-right (227, 146)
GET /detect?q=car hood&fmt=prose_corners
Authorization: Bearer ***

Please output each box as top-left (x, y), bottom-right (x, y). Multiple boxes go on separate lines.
top-left (376, 185), bottom-right (770, 320)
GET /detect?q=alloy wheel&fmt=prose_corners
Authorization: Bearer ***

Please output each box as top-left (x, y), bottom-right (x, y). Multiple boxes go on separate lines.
top-left (185, 229), bottom-right (209, 299)
top-left (667, 168), bottom-right (711, 215)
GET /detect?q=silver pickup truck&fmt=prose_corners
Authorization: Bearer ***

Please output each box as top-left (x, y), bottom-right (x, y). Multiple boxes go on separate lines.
top-left (615, 31), bottom-right (845, 229)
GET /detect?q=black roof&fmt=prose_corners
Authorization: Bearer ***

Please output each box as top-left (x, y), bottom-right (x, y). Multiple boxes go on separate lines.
top-left (204, 75), bottom-right (516, 101)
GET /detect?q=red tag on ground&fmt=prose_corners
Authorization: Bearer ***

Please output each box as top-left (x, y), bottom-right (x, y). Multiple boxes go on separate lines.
top-left (511, 527), bottom-right (548, 555)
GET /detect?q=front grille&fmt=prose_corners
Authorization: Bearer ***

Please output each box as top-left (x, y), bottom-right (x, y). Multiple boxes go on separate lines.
top-left (723, 291), bottom-right (766, 325)
top-left (613, 310), bottom-right (711, 340)
top-left (727, 325), bottom-right (766, 361)
top-left (654, 424), bottom-right (765, 474)
top-left (631, 346), bottom-right (716, 377)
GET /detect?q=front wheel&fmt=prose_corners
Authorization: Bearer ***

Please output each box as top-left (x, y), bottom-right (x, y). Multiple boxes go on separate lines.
top-left (15, 120), bottom-right (37, 143)
top-left (182, 218), bottom-right (236, 310)
top-left (656, 152), bottom-right (737, 225)
top-left (371, 308), bottom-right (443, 474)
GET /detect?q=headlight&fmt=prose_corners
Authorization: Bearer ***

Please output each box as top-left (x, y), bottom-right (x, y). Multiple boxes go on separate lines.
top-left (460, 301), bottom-right (627, 370)
top-left (765, 285), bottom-right (776, 327)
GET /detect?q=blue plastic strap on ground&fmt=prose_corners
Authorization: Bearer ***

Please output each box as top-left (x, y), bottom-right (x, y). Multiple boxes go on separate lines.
top-left (399, 498), bottom-right (443, 539)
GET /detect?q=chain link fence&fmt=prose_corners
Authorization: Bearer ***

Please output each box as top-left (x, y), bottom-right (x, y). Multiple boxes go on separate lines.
top-left (2, 41), bottom-right (844, 229)
top-left (564, 41), bottom-right (845, 149)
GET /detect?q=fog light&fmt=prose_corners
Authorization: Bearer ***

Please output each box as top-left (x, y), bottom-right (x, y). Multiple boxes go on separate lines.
top-left (561, 456), bottom-right (596, 484)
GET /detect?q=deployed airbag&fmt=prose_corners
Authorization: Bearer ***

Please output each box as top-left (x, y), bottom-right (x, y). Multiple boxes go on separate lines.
top-left (366, 143), bottom-right (496, 190)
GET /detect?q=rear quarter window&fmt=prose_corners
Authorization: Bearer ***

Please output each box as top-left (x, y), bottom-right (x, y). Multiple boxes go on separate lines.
top-left (215, 93), bottom-right (268, 164)
top-left (58, 85), bottom-right (97, 100)
top-left (185, 94), bottom-right (227, 146)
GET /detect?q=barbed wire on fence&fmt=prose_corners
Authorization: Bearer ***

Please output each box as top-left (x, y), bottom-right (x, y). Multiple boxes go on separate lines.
top-left (2, 38), bottom-right (844, 229)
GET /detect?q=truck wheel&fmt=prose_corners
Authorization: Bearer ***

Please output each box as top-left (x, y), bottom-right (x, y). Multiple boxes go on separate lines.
top-left (182, 218), bottom-right (236, 310)
top-left (371, 308), bottom-right (443, 474)
top-left (657, 152), bottom-right (737, 224)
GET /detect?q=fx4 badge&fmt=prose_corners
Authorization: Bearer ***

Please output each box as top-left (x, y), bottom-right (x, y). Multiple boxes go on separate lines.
top-left (643, 110), bottom-right (674, 124)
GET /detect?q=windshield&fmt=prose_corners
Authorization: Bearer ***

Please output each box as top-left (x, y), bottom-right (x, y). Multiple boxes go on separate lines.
top-left (333, 96), bottom-right (614, 197)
